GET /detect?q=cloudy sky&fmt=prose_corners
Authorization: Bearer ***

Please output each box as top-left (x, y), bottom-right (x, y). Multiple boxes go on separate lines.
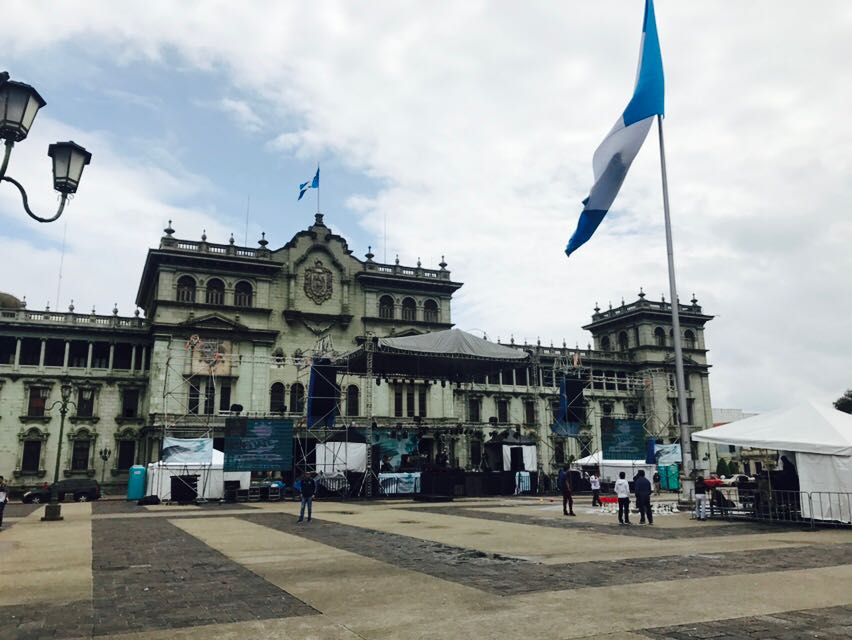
top-left (2, 1), bottom-right (851, 412)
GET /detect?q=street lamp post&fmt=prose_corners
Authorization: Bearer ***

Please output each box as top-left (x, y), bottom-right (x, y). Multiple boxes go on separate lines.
top-left (0, 72), bottom-right (92, 223)
top-left (42, 382), bottom-right (74, 522)
top-left (99, 447), bottom-right (112, 485)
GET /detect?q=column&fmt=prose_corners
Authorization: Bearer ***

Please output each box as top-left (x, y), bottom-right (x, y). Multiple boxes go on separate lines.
top-left (130, 345), bottom-right (137, 374)
top-left (63, 341), bottom-right (70, 370)
top-left (38, 339), bottom-right (46, 370)
top-left (13, 338), bottom-right (21, 371)
top-left (108, 344), bottom-right (115, 372)
top-left (140, 347), bottom-right (147, 372)
top-left (86, 342), bottom-right (93, 371)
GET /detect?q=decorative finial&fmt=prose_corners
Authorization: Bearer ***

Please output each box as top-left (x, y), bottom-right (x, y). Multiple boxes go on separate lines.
top-left (113, 303), bottom-right (118, 316)
top-left (510, 334), bottom-right (515, 345)
top-left (45, 301), bottom-right (50, 312)
top-left (439, 255), bottom-right (447, 270)
top-left (608, 301), bottom-right (612, 310)
top-left (549, 340), bottom-right (553, 348)
top-left (417, 257), bottom-right (421, 268)
top-left (691, 293), bottom-right (698, 305)
top-left (661, 293), bottom-right (665, 303)
top-left (314, 212), bottom-right (325, 226)
top-left (258, 232), bottom-right (268, 248)
top-left (21, 295), bottom-right (26, 308)
top-left (365, 245), bottom-right (374, 262)
top-left (638, 287), bottom-right (645, 299)
top-left (134, 307), bottom-right (140, 318)
top-left (587, 342), bottom-right (592, 350)
top-left (92, 305), bottom-right (96, 315)
top-left (537, 336), bottom-right (541, 347)
top-left (621, 297), bottom-right (625, 306)
top-left (563, 339), bottom-right (567, 348)
top-left (68, 299), bottom-right (75, 313)
top-left (497, 336), bottom-right (501, 344)
top-left (594, 302), bottom-right (600, 313)
top-left (164, 220), bottom-right (174, 236)
top-left (395, 254), bottom-right (400, 265)
top-left (201, 229), bottom-right (207, 242)
top-left (229, 233), bottom-right (235, 245)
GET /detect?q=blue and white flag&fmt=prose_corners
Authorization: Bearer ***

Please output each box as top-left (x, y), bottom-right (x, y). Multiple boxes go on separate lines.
top-left (298, 166), bottom-right (320, 201)
top-left (565, 0), bottom-right (664, 257)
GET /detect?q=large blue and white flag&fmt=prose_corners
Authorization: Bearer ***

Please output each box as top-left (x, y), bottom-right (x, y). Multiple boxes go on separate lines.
top-left (565, 0), bottom-right (664, 257)
top-left (298, 166), bottom-right (320, 201)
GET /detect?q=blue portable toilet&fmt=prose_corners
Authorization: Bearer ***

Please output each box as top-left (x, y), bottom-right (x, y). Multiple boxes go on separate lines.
top-left (127, 465), bottom-right (147, 501)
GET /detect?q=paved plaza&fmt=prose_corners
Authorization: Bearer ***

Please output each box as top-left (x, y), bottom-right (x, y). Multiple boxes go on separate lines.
top-left (1, 497), bottom-right (850, 639)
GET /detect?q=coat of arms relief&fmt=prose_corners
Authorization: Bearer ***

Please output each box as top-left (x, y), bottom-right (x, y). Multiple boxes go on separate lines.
top-left (304, 260), bottom-right (333, 304)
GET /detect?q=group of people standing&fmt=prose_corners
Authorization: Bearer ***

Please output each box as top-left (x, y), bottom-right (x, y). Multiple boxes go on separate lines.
top-left (557, 467), bottom-right (659, 525)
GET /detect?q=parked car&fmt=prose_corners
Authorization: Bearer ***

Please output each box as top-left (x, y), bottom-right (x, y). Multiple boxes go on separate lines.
top-left (720, 474), bottom-right (753, 486)
top-left (23, 479), bottom-right (101, 503)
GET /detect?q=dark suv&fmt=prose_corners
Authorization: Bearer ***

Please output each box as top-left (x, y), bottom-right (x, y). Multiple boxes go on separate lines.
top-left (23, 479), bottom-right (101, 503)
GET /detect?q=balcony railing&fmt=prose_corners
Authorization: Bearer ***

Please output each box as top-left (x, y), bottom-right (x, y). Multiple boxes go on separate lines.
top-left (0, 309), bottom-right (147, 329)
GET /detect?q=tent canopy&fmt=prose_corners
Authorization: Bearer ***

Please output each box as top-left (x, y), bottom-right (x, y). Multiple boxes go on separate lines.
top-left (691, 401), bottom-right (852, 456)
top-left (336, 328), bottom-right (529, 380)
top-left (573, 451), bottom-right (649, 466)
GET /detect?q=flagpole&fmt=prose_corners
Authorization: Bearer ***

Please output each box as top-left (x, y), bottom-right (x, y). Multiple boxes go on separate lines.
top-left (657, 114), bottom-right (694, 487)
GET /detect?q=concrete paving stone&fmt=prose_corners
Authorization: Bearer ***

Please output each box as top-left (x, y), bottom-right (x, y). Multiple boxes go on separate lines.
top-left (240, 512), bottom-right (852, 595)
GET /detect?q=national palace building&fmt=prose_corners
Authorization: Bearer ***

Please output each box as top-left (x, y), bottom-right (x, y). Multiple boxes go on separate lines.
top-left (0, 213), bottom-right (717, 491)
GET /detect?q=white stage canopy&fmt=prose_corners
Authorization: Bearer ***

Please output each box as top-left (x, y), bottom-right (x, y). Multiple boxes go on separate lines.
top-left (146, 449), bottom-right (251, 501)
top-left (572, 451), bottom-right (657, 483)
top-left (691, 401), bottom-right (852, 522)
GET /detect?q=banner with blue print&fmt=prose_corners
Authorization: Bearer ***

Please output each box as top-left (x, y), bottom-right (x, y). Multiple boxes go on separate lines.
top-left (600, 418), bottom-right (646, 460)
top-left (224, 418), bottom-right (293, 471)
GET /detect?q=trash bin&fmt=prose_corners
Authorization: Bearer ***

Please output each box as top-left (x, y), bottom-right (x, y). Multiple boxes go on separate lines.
top-left (127, 465), bottom-right (147, 501)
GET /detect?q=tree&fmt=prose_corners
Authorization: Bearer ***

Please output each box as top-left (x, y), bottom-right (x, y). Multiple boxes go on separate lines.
top-left (715, 457), bottom-right (730, 477)
top-left (728, 460), bottom-right (739, 474)
top-left (834, 389), bottom-right (852, 414)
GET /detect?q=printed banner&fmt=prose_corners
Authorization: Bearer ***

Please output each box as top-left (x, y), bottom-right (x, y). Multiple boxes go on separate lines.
top-left (600, 418), bottom-right (646, 460)
top-left (224, 418), bottom-right (293, 471)
top-left (654, 443), bottom-right (682, 465)
top-left (161, 437), bottom-right (214, 464)
top-left (371, 430), bottom-right (419, 470)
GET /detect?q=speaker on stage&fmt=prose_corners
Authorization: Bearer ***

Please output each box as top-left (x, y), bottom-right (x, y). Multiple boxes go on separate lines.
top-left (510, 446), bottom-right (525, 472)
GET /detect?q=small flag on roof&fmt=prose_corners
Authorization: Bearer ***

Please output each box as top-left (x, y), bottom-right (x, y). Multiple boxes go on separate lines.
top-left (298, 166), bottom-right (320, 201)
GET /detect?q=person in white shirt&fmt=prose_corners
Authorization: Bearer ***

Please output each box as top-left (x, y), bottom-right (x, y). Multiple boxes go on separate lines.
top-left (614, 471), bottom-right (631, 525)
top-left (590, 473), bottom-right (601, 507)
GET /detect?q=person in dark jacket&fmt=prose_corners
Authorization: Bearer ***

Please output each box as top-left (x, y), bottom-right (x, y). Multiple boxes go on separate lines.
top-left (694, 475), bottom-right (708, 520)
top-left (634, 469), bottom-right (653, 525)
top-left (297, 472), bottom-right (317, 523)
top-left (558, 466), bottom-right (575, 516)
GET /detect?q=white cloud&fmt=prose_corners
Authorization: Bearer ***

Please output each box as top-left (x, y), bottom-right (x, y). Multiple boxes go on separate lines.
top-left (217, 97), bottom-right (264, 133)
top-left (3, 1), bottom-right (852, 411)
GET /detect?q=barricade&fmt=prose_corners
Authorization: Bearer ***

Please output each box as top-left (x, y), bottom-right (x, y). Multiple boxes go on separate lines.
top-left (706, 487), bottom-right (851, 528)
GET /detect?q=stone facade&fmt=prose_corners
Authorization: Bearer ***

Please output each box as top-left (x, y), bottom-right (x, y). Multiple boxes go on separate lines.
top-left (0, 214), bottom-right (716, 491)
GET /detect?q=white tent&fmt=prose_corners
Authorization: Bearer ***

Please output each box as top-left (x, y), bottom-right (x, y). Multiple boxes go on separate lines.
top-left (572, 451), bottom-right (656, 483)
top-left (691, 401), bottom-right (852, 522)
top-left (146, 449), bottom-right (251, 501)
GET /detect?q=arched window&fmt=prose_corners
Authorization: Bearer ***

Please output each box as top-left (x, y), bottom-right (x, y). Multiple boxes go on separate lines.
top-left (234, 281), bottom-right (253, 308)
top-left (401, 298), bottom-right (417, 321)
top-left (176, 276), bottom-right (196, 303)
top-left (424, 299), bottom-right (439, 323)
top-left (600, 336), bottom-right (611, 351)
top-left (290, 383), bottom-right (305, 414)
top-left (618, 331), bottom-right (629, 351)
top-left (684, 329), bottom-right (696, 349)
top-left (379, 295), bottom-right (394, 319)
top-left (346, 385), bottom-right (359, 416)
top-left (205, 278), bottom-right (225, 305)
top-left (20, 428), bottom-right (46, 473)
top-left (654, 327), bottom-right (666, 347)
top-left (270, 382), bottom-right (286, 413)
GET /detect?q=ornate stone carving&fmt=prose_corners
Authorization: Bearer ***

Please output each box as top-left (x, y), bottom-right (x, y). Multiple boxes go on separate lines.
top-left (304, 260), bottom-right (333, 305)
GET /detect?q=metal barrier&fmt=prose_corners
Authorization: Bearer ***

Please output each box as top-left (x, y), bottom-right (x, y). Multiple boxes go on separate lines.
top-left (706, 487), bottom-right (852, 528)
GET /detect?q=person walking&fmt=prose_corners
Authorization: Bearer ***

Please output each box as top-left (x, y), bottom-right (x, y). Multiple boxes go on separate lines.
top-left (614, 471), bottom-right (631, 525)
top-left (297, 471), bottom-right (316, 523)
top-left (652, 470), bottom-right (661, 495)
top-left (694, 475), bottom-right (708, 521)
top-left (558, 466), bottom-right (575, 516)
top-left (634, 469), bottom-right (653, 525)
top-left (0, 476), bottom-right (7, 530)
top-left (590, 473), bottom-right (601, 507)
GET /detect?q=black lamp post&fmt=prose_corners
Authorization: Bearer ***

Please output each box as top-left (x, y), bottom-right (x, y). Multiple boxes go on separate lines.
top-left (0, 72), bottom-right (92, 223)
top-left (42, 382), bottom-right (74, 522)
top-left (99, 447), bottom-right (112, 485)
